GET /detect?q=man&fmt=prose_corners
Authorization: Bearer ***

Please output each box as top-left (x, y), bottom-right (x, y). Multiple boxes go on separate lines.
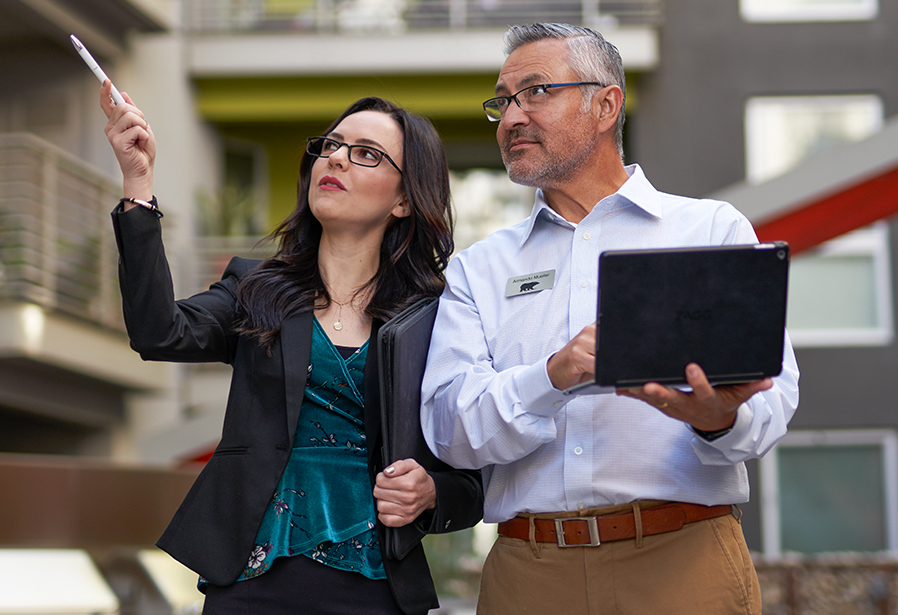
top-left (421, 23), bottom-right (799, 614)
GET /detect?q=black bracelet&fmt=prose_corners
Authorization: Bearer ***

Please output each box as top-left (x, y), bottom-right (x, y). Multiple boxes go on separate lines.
top-left (693, 426), bottom-right (733, 441)
top-left (119, 196), bottom-right (163, 218)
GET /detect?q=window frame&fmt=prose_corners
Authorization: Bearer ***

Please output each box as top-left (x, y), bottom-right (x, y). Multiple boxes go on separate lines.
top-left (745, 94), bottom-right (884, 185)
top-left (759, 429), bottom-right (898, 558)
top-left (786, 223), bottom-right (893, 348)
top-left (740, 0), bottom-right (878, 23)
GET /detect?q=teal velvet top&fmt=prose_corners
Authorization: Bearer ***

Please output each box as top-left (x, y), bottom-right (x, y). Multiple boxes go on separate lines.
top-left (228, 318), bottom-right (385, 583)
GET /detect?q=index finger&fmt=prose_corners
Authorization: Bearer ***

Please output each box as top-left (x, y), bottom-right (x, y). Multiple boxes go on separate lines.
top-left (383, 458), bottom-right (421, 477)
top-left (99, 80), bottom-right (115, 118)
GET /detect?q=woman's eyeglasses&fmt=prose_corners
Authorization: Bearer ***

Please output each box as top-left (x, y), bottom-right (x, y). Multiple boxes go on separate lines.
top-left (306, 136), bottom-right (402, 173)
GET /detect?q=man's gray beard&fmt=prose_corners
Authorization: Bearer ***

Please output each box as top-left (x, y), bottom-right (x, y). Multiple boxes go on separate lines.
top-left (503, 142), bottom-right (595, 190)
top-left (501, 117), bottom-right (598, 189)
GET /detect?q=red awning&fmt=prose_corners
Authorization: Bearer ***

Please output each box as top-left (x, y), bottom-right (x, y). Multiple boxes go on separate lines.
top-left (754, 163), bottom-right (898, 256)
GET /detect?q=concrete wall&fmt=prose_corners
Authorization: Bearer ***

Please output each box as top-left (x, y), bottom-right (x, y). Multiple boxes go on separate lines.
top-left (623, 0), bottom-right (898, 552)
top-left (629, 0), bottom-right (898, 198)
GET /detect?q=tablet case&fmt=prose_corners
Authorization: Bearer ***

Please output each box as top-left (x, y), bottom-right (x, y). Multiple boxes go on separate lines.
top-left (377, 296), bottom-right (440, 560)
top-left (596, 242), bottom-right (790, 387)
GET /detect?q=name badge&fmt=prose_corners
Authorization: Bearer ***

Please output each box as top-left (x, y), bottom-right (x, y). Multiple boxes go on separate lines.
top-left (505, 270), bottom-right (556, 298)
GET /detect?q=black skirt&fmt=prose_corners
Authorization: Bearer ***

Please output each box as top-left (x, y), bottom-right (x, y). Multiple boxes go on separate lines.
top-left (202, 554), bottom-right (406, 615)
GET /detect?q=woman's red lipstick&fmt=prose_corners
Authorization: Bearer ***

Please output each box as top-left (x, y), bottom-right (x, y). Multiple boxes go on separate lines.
top-left (319, 175), bottom-right (345, 190)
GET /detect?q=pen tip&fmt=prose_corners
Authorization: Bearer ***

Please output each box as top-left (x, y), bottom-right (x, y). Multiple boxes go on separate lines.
top-left (70, 34), bottom-right (82, 50)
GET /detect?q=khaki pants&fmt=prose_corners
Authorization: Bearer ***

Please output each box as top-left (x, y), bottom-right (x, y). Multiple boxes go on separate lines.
top-left (477, 505), bottom-right (760, 615)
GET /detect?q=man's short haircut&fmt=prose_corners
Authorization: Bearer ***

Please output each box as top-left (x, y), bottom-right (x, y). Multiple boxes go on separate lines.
top-left (504, 23), bottom-right (627, 160)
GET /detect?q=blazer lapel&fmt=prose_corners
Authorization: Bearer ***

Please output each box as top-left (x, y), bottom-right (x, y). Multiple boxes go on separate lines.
top-left (281, 312), bottom-right (314, 449)
top-left (364, 320), bottom-right (384, 470)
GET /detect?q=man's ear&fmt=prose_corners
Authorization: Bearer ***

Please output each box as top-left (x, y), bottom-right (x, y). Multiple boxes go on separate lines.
top-left (594, 85), bottom-right (623, 134)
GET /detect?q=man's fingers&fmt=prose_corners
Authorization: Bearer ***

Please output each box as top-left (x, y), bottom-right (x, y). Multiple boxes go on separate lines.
top-left (684, 363), bottom-right (715, 401)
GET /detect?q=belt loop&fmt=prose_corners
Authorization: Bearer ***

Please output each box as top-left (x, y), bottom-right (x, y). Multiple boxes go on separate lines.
top-left (631, 502), bottom-right (644, 549)
top-left (732, 504), bottom-right (743, 523)
top-left (528, 516), bottom-right (542, 559)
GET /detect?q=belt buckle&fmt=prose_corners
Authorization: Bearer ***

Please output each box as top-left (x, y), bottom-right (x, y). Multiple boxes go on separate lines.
top-left (554, 517), bottom-right (601, 547)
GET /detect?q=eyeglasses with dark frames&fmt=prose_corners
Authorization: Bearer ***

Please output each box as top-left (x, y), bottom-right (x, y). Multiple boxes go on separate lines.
top-left (306, 136), bottom-right (403, 173)
top-left (482, 82), bottom-right (606, 122)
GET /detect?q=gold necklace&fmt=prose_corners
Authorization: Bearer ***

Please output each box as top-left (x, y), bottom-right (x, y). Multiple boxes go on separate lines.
top-left (331, 297), bottom-right (351, 331)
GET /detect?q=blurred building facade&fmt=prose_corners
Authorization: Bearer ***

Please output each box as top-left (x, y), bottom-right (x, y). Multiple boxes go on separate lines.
top-left (2, 0), bottom-right (898, 594)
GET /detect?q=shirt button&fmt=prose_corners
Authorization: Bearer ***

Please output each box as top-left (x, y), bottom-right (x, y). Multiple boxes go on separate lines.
top-left (574, 446), bottom-right (583, 455)
top-left (582, 232), bottom-right (591, 240)
top-left (580, 279), bottom-right (589, 288)
top-left (578, 502), bottom-right (586, 510)
top-left (553, 401), bottom-right (564, 408)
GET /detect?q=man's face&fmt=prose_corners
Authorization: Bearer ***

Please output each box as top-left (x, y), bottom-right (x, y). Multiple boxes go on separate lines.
top-left (495, 39), bottom-right (598, 189)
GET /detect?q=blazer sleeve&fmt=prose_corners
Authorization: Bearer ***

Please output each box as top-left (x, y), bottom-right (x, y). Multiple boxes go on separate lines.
top-left (421, 466), bottom-right (484, 535)
top-left (111, 203), bottom-right (253, 364)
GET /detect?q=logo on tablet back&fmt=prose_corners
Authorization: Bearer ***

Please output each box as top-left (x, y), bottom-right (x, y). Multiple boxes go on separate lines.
top-left (676, 309), bottom-right (712, 321)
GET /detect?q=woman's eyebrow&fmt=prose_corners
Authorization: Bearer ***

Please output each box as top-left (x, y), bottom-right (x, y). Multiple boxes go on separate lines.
top-left (327, 131), bottom-right (387, 150)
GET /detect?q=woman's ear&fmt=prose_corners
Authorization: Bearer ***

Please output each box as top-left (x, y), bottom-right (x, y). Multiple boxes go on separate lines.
top-left (392, 199), bottom-right (411, 219)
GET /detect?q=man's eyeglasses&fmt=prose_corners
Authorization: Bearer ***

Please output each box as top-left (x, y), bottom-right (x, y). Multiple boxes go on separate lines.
top-left (306, 136), bottom-right (403, 173)
top-left (482, 82), bottom-right (606, 122)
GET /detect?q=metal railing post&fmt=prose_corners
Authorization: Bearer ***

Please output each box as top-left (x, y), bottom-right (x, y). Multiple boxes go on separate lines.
top-left (40, 151), bottom-right (59, 311)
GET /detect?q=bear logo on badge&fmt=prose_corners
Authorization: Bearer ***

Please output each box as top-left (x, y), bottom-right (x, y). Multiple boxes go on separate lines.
top-left (519, 281), bottom-right (540, 292)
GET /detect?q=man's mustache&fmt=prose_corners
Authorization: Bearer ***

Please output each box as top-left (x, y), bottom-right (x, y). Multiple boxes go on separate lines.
top-left (502, 130), bottom-right (542, 150)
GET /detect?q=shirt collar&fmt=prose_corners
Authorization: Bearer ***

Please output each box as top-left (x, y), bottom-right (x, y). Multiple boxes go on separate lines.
top-left (616, 164), bottom-right (664, 219)
top-left (519, 164), bottom-right (663, 247)
top-left (519, 192), bottom-right (572, 246)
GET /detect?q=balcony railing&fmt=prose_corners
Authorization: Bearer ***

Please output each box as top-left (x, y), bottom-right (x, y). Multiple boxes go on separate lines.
top-left (0, 133), bottom-right (124, 331)
top-left (193, 235), bottom-right (274, 293)
top-left (186, 0), bottom-right (663, 34)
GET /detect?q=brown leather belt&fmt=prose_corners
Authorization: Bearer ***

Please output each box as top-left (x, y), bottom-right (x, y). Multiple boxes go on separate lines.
top-left (497, 502), bottom-right (734, 547)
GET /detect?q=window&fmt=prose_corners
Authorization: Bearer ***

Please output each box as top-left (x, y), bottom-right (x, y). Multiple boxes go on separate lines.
top-left (786, 223), bottom-right (893, 347)
top-left (760, 429), bottom-right (898, 557)
top-left (741, 0), bottom-right (878, 22)
top-left (745, 95), bottom-right (883, 184)
top-left (196, 141), bottom-right (268, 237)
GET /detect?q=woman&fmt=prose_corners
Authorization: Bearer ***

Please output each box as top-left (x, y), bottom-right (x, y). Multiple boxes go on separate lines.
top-left (101, 81), bottom-right (483, 614)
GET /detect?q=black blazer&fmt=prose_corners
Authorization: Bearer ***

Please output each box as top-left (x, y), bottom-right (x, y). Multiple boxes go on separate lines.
top-left (112, 205), bottom-right (483, 615)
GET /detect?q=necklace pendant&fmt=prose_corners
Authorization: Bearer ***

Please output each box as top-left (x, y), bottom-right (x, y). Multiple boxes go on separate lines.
top-left (333, 320), bottom-right (343, 331)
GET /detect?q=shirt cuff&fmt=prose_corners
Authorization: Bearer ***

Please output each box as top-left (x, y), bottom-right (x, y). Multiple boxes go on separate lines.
top-left (692, 405), bottom-right (751, 448)
top-left (515, 356), bottom-right (572, 418)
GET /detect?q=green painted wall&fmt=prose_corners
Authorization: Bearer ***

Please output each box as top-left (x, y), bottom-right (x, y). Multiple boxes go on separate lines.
top-left (205, 72), bottom-right (507, 228)
top-left (194, 73), bottom-right (501, 122)
top-left (198, 72), bottom-right (638, 230)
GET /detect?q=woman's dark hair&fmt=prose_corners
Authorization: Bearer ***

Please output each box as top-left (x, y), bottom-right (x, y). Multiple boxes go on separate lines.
top-left (235, 96), bottom-right (454, 347)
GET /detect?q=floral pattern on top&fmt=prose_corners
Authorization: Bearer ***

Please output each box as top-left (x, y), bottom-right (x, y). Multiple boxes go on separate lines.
top-left (200, 319), bottom-right (385, 589)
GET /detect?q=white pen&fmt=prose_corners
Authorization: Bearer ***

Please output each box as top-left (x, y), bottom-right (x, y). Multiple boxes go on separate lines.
top-left (70, 34), bottom-right (125, 105)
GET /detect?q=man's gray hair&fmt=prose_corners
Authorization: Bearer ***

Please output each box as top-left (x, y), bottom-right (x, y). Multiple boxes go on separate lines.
top-left (504, 23), bottom-right (626, 160)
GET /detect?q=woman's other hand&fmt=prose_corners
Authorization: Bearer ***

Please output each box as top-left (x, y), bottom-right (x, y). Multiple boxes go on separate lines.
top-left (100, 80), bottom-right (155, 202)
top-left (373, 458), bottom-right (437, 527)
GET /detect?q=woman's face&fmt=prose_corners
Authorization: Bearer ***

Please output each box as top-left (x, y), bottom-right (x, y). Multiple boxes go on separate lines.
top-left (309, 110), bottom-right (408, 238)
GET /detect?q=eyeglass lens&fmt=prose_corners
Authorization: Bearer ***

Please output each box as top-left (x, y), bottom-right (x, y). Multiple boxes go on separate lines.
top-left (484, 82), bottom-right (604, 121)
top-left (484, 86), bottom-right (547, 120)
top-left (307, 137), bottom-right (386, 167)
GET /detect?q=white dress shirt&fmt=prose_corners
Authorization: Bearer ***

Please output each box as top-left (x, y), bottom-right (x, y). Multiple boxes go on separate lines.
top-left (421, 165), bottom-right (800, 523)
